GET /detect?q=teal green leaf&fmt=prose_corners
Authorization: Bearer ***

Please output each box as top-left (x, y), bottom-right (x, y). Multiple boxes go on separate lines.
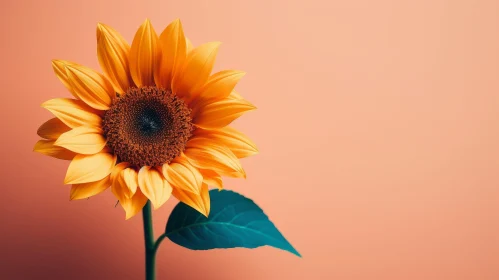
top-left (165, 189), bottom-right (301, 257)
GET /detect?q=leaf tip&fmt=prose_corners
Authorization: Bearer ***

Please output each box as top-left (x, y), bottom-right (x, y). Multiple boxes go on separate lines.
top-left (289, 247), bottom-right (302, 258)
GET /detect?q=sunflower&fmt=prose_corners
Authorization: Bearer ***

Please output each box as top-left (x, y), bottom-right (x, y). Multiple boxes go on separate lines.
top-left (34, 19), bottom-right (257, 219)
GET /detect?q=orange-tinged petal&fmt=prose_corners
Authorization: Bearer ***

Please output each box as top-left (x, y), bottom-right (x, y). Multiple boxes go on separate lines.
top-left (96, 23), bottom-right (132, 93)
top-left (65, 65), bottom-right (113, 110)
top-left (110, 162), bottom-right (131, 183)
top-left (190, 70), bottom-right (245, 107)
top-left (200, 169), bottom-right (223, 190)
top-left (185, 37), bottom-right (193, 54)
top-left (52, 59), bottom-right (79, 98)
top-left (195, 127), bottom-right (258, 158)
top-left (64, 153), bottom-right (117, 184)
top-left (54, 126), bottom-right (106, 155)
top-left (111, 172), bottom-right (146, 219)
top-left (41, 98), bottom-right (101, 128)
top-left (111, 170), bottom-right (128, 203)
top-left (70, 176), bottom-right (110, 200)
top-left (155, 19), bottom-right (186, 89)
top-left (123, 168), bottom-right (139, 196)
top-left (193, 98), bottom-right (256, 129)
top-left (115, 168), bottom-right (139, 198)
top-left (124, 189), bottom-right (149, 220)
top-left (172, 183), bottom-right (210, 217)
top-left (33, 139), bottom-right (76, 160)
top-left (172, 42), bottom-right (221, 98)
top-left (124, 190), bottom-right (148, 219)
top-left (37, 118), bottom-right (71, 140)
top-left (162, 155), bottom-right (202, 194)
top-left (184, 137), bottom-right (245, 177)
top-left (223, 170), bottom-right (247, 178)
top-left (138, 166), bottom-right (172, 209)
top-left (129, 19), bottom-right (160, 87)
top-left (228, 90), bottom-right (243, 100)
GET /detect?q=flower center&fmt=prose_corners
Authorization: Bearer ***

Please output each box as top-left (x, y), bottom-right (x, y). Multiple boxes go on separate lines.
top-left (137, 107), bottom-right (163, 135)
top-left (102, 86), bottom-right (193, 167)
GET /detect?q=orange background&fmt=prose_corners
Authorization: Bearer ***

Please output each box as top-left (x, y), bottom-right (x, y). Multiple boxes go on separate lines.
top-left (1, 0), bottom-right (499, 279)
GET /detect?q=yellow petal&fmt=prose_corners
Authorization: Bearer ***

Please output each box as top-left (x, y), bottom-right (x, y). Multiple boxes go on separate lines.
top-left (223, 170), bottom-right (247, 179)
top-left (172, 42), bottom-right (221, 98)
top-left (193, 98), bottom-right (256, 129)
top-left (185, 37), bottom-right (193, 54)
top-left (96, 23), bottom-right (132, 94)
top-left (200, 169), bottom-right (223, 190)
top-left (172, 183), bottom-right (210, 217)
top-left (52, 59), bottom-right (79, 98)
top-left (228, 90), bottom-right (244, 100)
top-left (129, 19), bottom-right (160, 87)
top-left (65, 64), bottom-right (113, 110)
top-left (54, 126), bottom-right (106, 155)
top-left (184, 137), bottom-right (245, 177)
top-left (124, 189), bottom-right (149, 220)
top-left (138, 166), bottom-right (172, 209)
top-left (117, 168), bottom-right (139, 198)
top-left (64, 153), bottom-right (117, 184)
top-left (155, 19), bottom-right (186, 89)
top-left (33, 139), bottom-right (76, 160)
top-left (110, 171), bottom-right (138, 217)
top-left (123, 168), bottom-right (139, 195)
top-left (41, 98), bottom-right (101, 128)
top-left (37, 118), bottom-right (71, 140)
top-left (70, 176), bottom-right (110, 200)
top-left (190, 70), bottom-right (245, 107)
top-left (195, 127), bottom-right (258, 158)
top-left (111, 169), bottom-right (128, 203)
top-left (111, 174), bottom-right (147, 220)
top-left (110, 162), bottom-right (131, 183)
top-left (162, 155), bottom-right (202, 194)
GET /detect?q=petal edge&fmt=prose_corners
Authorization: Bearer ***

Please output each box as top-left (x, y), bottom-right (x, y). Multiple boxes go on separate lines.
top-left (129, 19), bottom-right (160, 87)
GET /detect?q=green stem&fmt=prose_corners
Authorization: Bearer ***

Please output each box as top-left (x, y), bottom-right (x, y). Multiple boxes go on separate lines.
top-left (154, 234), bottom-right (167, 253)
top-left (142, 201), bottom-right (156, 280)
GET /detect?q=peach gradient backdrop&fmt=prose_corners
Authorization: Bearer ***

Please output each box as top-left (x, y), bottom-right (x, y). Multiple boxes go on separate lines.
top-left (1, 0), bottom-right (499, 279)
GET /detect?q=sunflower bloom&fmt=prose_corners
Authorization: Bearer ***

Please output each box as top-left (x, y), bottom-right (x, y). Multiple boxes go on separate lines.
top-left (34, 19), bottom-right (257, 219)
